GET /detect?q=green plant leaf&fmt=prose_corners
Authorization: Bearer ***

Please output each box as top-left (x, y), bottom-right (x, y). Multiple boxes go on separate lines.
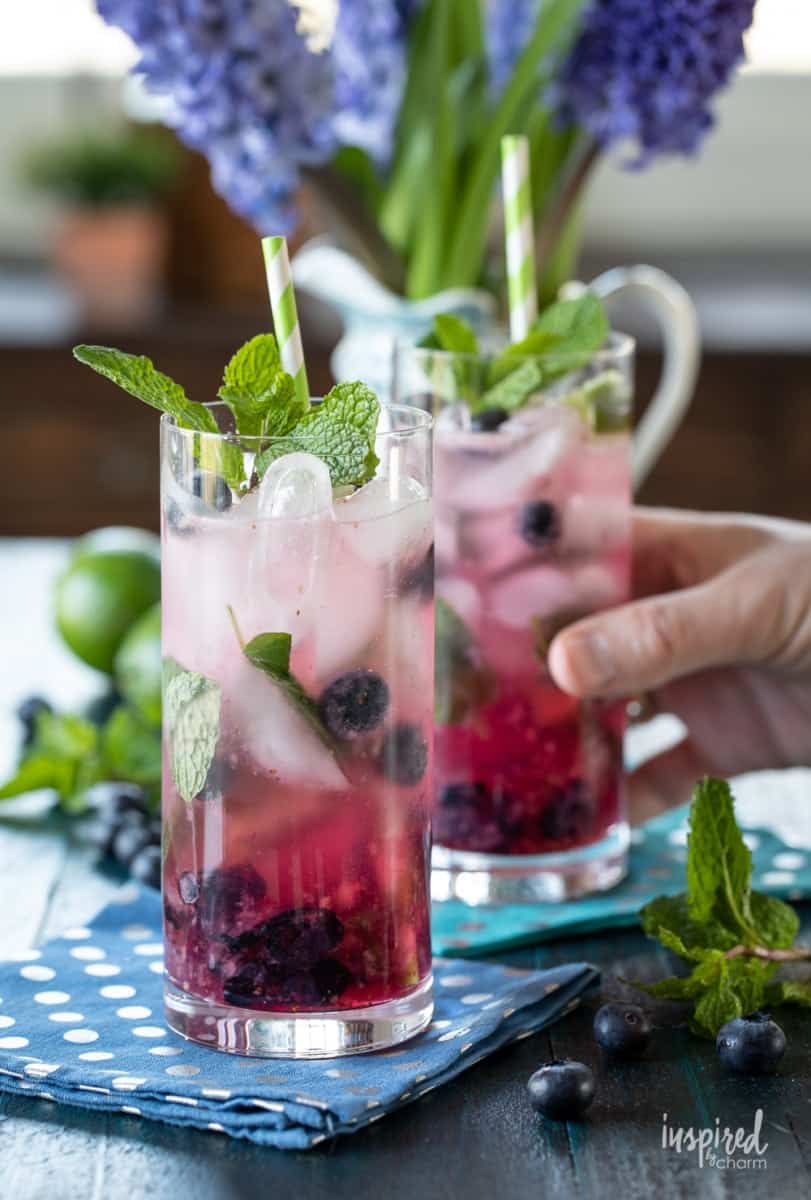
top-left (255, 381), bottom-right (380, 488)
top-left (434, 313), bottom-right (478, 355)
top-left (0, 754), bottom-right (75, 801)
top-left (477, 358), bottom-right (545, 414)
top-left (764, 979), bottom-right (811, 1008)
top-left (532, 292), bottom-right (608, 356)
top-left (749, 890), bottom-right (801, 950)
top-left (241, 632), bottom-right (335, 749)
top-left (640, 892), bottom-right (737, 952)
top-left (726, 957), bottom-right (774, 1017)
top-left (102, 706), bottom-right (162, 788)
top-left (73, 345), bottom-right (218, 434)
top-left (686, 777), bottom-right (757, 939)
top-left (218, 334), bottom-right (305, 439)
top-left (164, 668), bottom-right (221, 805)
top-left (690, 968), bottom-right (742, 1038)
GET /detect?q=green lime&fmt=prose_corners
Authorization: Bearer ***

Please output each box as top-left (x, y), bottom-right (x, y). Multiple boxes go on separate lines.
top-left (55, 550), bottom-right (161, 674)
top-left (114, 602), bottom-right (162, 725)
top-left (72, 526), bottom-right (160, 566)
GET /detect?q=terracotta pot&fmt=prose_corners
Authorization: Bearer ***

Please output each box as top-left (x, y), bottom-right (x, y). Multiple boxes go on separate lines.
top-left (54, 205), bottom-right (168, 329)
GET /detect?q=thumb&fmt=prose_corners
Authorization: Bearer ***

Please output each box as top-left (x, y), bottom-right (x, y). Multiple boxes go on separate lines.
top-left (548, 569), bottom-right (780, 698)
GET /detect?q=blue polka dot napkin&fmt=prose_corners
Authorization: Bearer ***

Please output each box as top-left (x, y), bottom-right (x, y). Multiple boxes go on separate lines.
top-left (0, 889), bottom-right (598, 1150)
top-left (432, 804), bottom-right (811, 957)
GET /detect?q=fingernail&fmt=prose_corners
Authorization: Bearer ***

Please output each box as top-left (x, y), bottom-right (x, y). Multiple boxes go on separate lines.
top-left (566, 631), bottom-right (616, 691)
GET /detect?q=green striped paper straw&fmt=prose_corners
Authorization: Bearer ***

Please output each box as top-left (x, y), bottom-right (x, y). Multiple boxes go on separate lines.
top-left (501, 135), bottom-right (538, 342)
top-left (261, 235), bottom-right (309, 406)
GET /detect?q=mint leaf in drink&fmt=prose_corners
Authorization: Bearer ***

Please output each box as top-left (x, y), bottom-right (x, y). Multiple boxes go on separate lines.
top-left (73, 345), bottom-right (218, 434)
top-left (218, 334), bottom-right (306, 439)
top-left (476, 358), bottom-right (544, 414)
top-left (563, 370), bottom-right (631, 433)
top-left (241, 631), bottom-right (334, 749)
top-left (532, 293), bottom-right (608, 358)
top-left (435, 596), bottom-right (496, 725)
top-left (164, 668), bottom-right (221, 805)
top-left (102, 705), bottom-right (162, 788)
top-left (255, 380), bottom-right (380, 488)
top-left (433, 314), bottom-right (478, 355)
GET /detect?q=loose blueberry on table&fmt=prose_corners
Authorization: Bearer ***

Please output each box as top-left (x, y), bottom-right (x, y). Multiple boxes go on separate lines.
top-left (527, 1060), bottom-right (596, 1121)
top-left (593, 1002), bottom-right (652, 1058)
top-left (716, 1011), bottom-right (787, 1074)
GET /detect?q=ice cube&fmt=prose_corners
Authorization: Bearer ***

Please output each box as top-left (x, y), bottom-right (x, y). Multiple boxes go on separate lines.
top-left (559, 494), bottom-right (629, 556)
top-left (437, 577), bottom-right (481, 631)
top-left (488, 565), bottom-right (578, 630)
top-left (257, 452), bottom-right (334, 518)
top-left (335, 475), bottom-right (432, 567)
top-left (435, 403), bottom-right (472, 434)
top-left (439, 407), bottom-right (581, 513)
top-left (310, 537), bottom-right (385, 680)
top-left (227, 661), bottom-right (347, 791)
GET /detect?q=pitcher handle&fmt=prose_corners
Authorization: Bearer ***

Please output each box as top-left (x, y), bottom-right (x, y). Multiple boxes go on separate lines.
top-left (566, 265), bottom-right (701, 491)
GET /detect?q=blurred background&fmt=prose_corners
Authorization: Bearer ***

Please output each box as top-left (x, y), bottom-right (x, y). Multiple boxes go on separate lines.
top-left (2, 0), bottom-right (810, 537)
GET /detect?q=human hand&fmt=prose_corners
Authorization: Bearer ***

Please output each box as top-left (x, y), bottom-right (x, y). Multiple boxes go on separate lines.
top-left (548, 508), bottom-right (811, 821)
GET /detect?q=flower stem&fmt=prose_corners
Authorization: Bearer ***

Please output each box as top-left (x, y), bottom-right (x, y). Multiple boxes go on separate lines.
top-left (304, 164), bottom-right (406, 294)
top-left (534, 137), bottom-right (599, 282)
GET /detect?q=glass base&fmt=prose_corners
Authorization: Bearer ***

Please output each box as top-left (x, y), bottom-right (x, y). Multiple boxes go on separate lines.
top-left (164, 974), bottom-right (434, 1058)
top-left (431, 822), bottom-right (629, 905)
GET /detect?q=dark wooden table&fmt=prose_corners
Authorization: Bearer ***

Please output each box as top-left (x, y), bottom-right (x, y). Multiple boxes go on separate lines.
top-left (1, 542), bottom-right (810, 1199)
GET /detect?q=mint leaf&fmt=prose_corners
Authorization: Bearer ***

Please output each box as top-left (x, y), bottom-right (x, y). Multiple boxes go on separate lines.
top-left (435, 597), bottom-right (496, 725)
top-left (0, 754), bottom-right (75, 801)
top-left (690, 968), bottom-right (742, 1038)
top-left (102, 706), bottom-right (162, 788)
top-left (218, 334), bottom-right (306, 439)
top-left (749, 890), bottom-right (800, 949)
top-left (242, 632), bottom-right (334, 749)
top-left (477, 358), bottom-right (545, 414)
top-left (765, 979), bottom-right (811, 1008)
top-left (643, 973), bottom-right (709, 1001)
top-left (433, 314), bottom-right (478, 355)
top-left (164, 668), bottom-right (221, 804)
top-left (686, 778), bottom-right (758, 940)
top-left (255, 381), bottom-right (380, 488)
top-left (726, 956), bottom-right (774, 1016)
top-left (563, 370), bottom-right (631, 433)
top-left (533, 293), bottom-right (608, 357)
top-left (640, 893), bottom-right (737, 954)
top-left (73, 345), bottom-right (218, 434)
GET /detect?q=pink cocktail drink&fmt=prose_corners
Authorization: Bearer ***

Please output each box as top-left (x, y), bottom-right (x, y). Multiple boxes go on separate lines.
top-left (397, 338), bottom-right (632, 903)
top-left (160, 405), bottom-right (435, 1054)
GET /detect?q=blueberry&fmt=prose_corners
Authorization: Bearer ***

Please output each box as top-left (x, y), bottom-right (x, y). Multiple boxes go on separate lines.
top-left (517, 500), bottom-right (561, 548)
top-left (178, 872), bottom-right (200, 905)
top-left (471, 406), bottom-right (508, 432)
top-left (379, 723), bottom-right (428, 786)
top-left (129, 844), bottom-right (161, 889)
top-left (225, 906), bottom-right (344, 971)
top-left (190, 469), bottom-right (232, 512)
top-left (539, 780), bottom-right (593, 841)
top-left (318, 670), bottom-right (390, 739)
top-left (165, 499), bottom-right (192, 535)
top-left (310, 958), bottom-right (353, 1002)
top-left (223, 961), bottom-right (272, 1008)
top-left (527, 1060), bottom-right (596, 1121)
top-left (717, 1011), bottom-right (786, 1074)
top-left (111, 817), bottom-right (153, 867)
top-left (16, 696), bottom-right (52, 747)
top-left (81, 783), bottom-right (151, 854)
top-left (198, 864), bottom-right (267, 933)
top-left (84, 689), bottom-right (122, 728)
top-left (434, 782), bottom-right (504, 851)
top-left (593, 1002), bottom-right (652, 1057)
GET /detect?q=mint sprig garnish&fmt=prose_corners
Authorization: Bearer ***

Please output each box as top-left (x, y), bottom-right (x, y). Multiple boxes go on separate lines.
top-left (164, 664), bottom-right (221, 805)
top-left (639, 778), bottom-right (811, 1037)
top-left (424, 292), bottom-right (613, 417)
top-left (217, 334), bottom-right (306, 440)
top-left (255, 380), bottom-right (380, 488)
top-left (74, 337), bottom-right (381, 491)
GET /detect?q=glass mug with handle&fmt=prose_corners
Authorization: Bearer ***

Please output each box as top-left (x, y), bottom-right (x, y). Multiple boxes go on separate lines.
top-left (394, 267), bottom-right (700, 904)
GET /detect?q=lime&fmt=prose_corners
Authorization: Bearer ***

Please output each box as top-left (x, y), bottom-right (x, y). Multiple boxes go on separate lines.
top-left (114, 602), bottom-right (162, 725)
top-left (72, 526), bottom-right (160, 566)
top-left (55, 550), bottom-right (161, 674)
